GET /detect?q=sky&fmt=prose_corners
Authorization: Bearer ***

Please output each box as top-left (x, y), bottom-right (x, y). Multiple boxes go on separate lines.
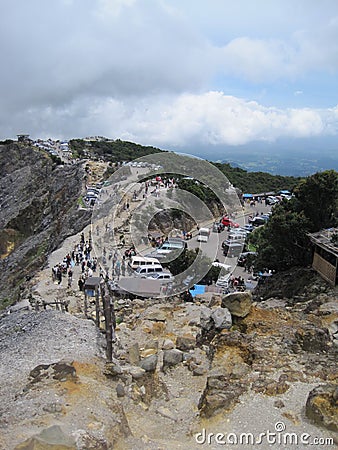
top-left (1, 0), bottom-right (338, 161)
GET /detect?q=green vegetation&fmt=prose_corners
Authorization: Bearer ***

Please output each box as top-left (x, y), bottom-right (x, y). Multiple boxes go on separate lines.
top-left (69, 138), bottom-right (163, 163)
top-left (70, 139), bottom-right (299, 194)
top-left (0, 297), bottom-right (13, 311)
top-left (49, 154), bottom-right (63, 166)
top-left (162, 248), bottom-right (221, 284)
top-left (213, 162), bottom-right (300, 193)
top-left (178, 178), bottom-right (221, 205)
top-left (77, 196), bottom-right (86, 208)
top-left (250, 170), bottom-right (338, 272)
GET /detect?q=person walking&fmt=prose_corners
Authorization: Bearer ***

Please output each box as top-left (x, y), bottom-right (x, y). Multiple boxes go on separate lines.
top-left (67, 268), bottom-right (73, 288)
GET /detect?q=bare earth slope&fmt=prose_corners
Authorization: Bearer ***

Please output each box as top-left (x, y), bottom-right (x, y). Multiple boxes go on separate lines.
top-left (0, 142), bottom-right (91, 307)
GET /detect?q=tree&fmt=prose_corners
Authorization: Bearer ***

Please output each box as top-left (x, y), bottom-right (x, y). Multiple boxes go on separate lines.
top-left (250, 207), bottom-right (312, 271)
top-left (292, 170), bottom-right (338, 231)
top-left (250, 170), bottom-right (338, 272)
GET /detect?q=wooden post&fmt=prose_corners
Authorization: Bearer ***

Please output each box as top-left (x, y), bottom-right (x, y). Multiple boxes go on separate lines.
top-left (101, 281), bottom-right (114, 362)
top-left (95, 286), bottom-right (100, 328)
top-left (84, 290), bottom-right (88, 318)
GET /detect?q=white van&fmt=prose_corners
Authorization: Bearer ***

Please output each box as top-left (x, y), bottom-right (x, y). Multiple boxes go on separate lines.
top-left (129, 256), bottom-right (161, 270)
top-left (134, 265), bottom-right (164, 277)
top-left (157, 241), bottom-right (185, 254)
top-left (197, 227), bottom-right (210, 242)
top-left (227, 233), bottom-right (246, 242)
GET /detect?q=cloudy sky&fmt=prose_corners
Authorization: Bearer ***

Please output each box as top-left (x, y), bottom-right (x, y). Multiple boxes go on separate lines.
top-left (1, 0), bottom-right (338, 159)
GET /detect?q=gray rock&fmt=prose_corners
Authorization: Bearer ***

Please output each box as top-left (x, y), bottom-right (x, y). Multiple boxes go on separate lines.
top-left (274, 399), bottom-right (285, 409)
top-left (128, 366), bottom-right (146, 380)
top-left (104, 362), bottom-right (123, 377)
top-left (200, 306), bottom-right (213, 331)
top-left (163, 349), bottom-right (183, 367)
top-left (221, 291), bottom-right (252, 318)
top-left (295, 324), bottom-right (331, 352)
top-left (9, 299), bottom-right (32, 313)
top-left (42, 402), bottom-right (63, 413)
top-left (14, 425), bottom-right (76, 449)
top-left (116, 383), bottom-right (125, 397)
top-left (162, 339), bottom-right (174, 350)
top-left (74, 431), bottom-right (108, 450)
top-left (208, 294), bottom-right (223, 308)
top-left (143, 306), bottom-right (167, 322)
top-left (176, 334), bottom-right (196, 351)
top-left (128, 343), bottom-right (140, 365)
top-left (198, 372), bottom-right (247, 418)
top-left (156, 406), bottom-right (177, 421)
top-left (192, 366), bottom-right (208, 377)
top-left (210, 307), bottom-right (232, 330)
top-left (140, 354), bottom-right (158, 372)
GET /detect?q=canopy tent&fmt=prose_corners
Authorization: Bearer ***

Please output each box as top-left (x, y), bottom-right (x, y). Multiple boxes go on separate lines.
top-left (243, 194), bottom-right (253, 199)
top-left (189, 284), bottom-right (206, 297)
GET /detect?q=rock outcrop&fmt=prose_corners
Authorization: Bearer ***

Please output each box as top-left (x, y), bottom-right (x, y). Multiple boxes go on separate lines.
top-left (0, 142), bottom-right (91, 307)
top-left (306, 384), bottom-right (338, 431)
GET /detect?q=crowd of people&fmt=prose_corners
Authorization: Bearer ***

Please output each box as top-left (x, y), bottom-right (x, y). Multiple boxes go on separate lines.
top-left (51, 231), bottom-right (99, 291)
top-left (228, 275), bottom-right (246, 290)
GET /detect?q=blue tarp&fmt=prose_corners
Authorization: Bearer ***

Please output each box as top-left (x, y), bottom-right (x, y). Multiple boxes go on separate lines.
top-left (243, 193), bottom-right (253, 198)
top-left (189, 284), bottom-right (206, 297)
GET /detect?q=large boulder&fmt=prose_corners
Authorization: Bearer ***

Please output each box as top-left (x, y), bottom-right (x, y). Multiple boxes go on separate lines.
top-left (198, 370), bottom-right (247, 417)
top-left (163, 349), bottom-right (183, 367)
top-left (140, 354), bottom-right (158, 372)
top-left (221, 291), bottom-right (252, 318)
top-left (210, 308), bottom-right (232, 330)
top-left (295, 324), bottom-right (332, 353)
top-left (200, 306), bottom-right (214, 331)
top-left (14, 425), bottom-right (76, 450)
top-left (305, 384), bottom-right (338, 431)
top-left (200, 306), bottom-right (232, 331)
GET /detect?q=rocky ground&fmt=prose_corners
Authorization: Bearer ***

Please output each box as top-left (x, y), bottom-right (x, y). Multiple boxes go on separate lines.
top-left (0, 192), bottom-right (337, 449)
top-left (1, 236), bottom-right (337, 449)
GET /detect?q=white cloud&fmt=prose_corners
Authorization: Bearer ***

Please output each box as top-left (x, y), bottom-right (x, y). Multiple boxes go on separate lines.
top-left (0, 0), bottom-right (338, 153)
top-left (7, 91), bottom-right (336, 149)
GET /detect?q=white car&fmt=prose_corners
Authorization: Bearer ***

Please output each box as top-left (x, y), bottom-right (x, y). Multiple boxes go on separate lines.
top-left (147, 272), bottom-right (173, 281)
top-left (212, 262), bottom-right (232, 272)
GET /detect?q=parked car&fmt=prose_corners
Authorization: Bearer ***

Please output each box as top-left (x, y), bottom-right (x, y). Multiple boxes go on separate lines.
top-left (129, 256), bottom-right (161, 270)
top-left (222, 241), bottom-right (243, 257)
top-left (134, 265), bottom-right (163, 277)
top-left (243, 224), bottom-right (254, 232)
top-left (157, 241), bottom-right (185, 254)
top-left (250, 216), bottom-right (267, 227)
top-left (197, 227), bottom-right (210, 242)
top-left (147, 272), bottom-right (173, 282)
top-left (266, 196), bottom-right (279, 205)
top-left (221, 217), bottom-right (240, 228)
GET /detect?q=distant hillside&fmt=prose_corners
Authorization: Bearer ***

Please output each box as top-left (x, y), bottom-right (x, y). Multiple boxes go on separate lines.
top-left (70, 139), bottom-right (299, 193)
top-left (213, 162), bottom-right (300, 193)
top-left (70, 138), bottom-right (164, 163)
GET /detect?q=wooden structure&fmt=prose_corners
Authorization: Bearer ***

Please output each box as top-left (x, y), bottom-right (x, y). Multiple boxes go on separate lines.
top-left (84, 277), bottom-right (101, 325)
top-left (17, 134), bottom-right (31, 142)
top-left (83, 276), bottom-right (115, 362)
top-left (309, 228), bottom-right (338, 287)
